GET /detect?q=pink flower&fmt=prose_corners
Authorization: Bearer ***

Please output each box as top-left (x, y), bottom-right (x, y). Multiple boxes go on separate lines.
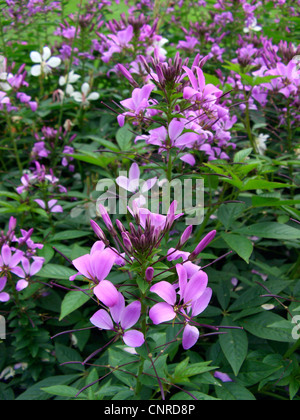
top-left (138, 119), bottom-right (199, 150)
top-left (70, 241), bottom-right (123, 288)
top-left (183, 65), bottom-right (223, 104)
top-left (117, 84), bottom-right (155, 127)
top-left (15, 257), bottom-right (45, 291)
top-left (34, 199), bottom-right (63, 213)
top-left (0, 277), bottom-right (9, 302)
top-left (149, 264), bottom-right (209, 324)
top-left (149, 264), bottom-right (212, 349)
top-left (0, 245), bottom-right (24, 277)
top-left (90, 293), bottom-right (144, 347)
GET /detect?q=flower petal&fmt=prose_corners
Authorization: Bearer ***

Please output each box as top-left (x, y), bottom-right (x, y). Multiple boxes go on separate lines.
top-left (149, 302), bottom-right (176, 325)
top-left (72, 254), bottom-right (93, 280)
top-left (81, 82), bottom-right (90, 95)
top-left (176, 264), bottom-right (187, 301)
top-left (182, 324), bottom-right (199, 350)
top-left (0, 277), bottom-right (7, 292)
top-left (191, 287), bottom-right (212, 317)
top-left (42, 46), bottom-right (51, 61)
top-left (168, 119), bottom-right (185, 142)
top-left (1, 245), bottom-right (11, 266)
top-left (0, 292), bottom-right (9, 302)
top-left (122, 330), bottom-right (144, 347)
top-left (87, 92), bottom-right (99, 101)
top-left (31, 64), bottom-right (42, 76)
top-left (93, 280), bottom-right (119, 307)
top-left (16, 279), bottom-right (29, 292)
top-left (150, 281), bottom-right (176, 305)
top-left (110, 292), bottom-right (125, 324)
top-left (30, 51), bottom-right (42, 63)
top-left (183, 270), bottom-right (208, 304)
top-left (90, 309), bottom-right (113, 330)
top-left (121, 301), bottom-right (141, 330)
top-left (29, 258), bottom-right (44, 276)
top-left (47, 56), bottom-right (61, 69)
top-left (90, 249), bottom-right (116, 282)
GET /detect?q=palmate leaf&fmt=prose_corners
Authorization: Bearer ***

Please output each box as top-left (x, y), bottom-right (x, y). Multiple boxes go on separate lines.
top-left (219, 316), bottom-right (248, 376)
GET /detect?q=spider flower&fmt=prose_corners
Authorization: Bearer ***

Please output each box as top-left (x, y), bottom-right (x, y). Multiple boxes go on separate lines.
top-left (90, 293), bottom-right (144, 347)
top-left (149, 263), bottom-right (209, 325)
top-left (30, 46), bottom-right (61, 77)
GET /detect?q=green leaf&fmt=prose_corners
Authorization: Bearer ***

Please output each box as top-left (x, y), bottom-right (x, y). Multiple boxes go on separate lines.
top-left (59, 290), bottom-right (91, 321)
top-left (219, 316), bottom-right (248, 376)
top-left (221, 233), bottom-right (253, 263)
top-left (215, 382), bottom-right (256, 400)
top-left (16, 375), bottom-right (80, 400)
top-left (38, 264), bottom-right (77, 280)
top-left (241, 179), bottom-right (288, 191)
top-left (217, 203), bottom-right (246, 230)
top-left (52, 230), bottom-right (89, 241)
top-left (41, 385), bottom-right (78, 398)
top-left (116, 124), bottom-right (133, 151)
top-left (234, 222), bottom-right (300, 240)
top-left (241, 312), bottom-right (295, 343)
top-left (170, 391), bottom-right (219, 400)
top-left (233, 148), bottom-right (253, 163)
top-left (55, 343), bottom-right (84, 371)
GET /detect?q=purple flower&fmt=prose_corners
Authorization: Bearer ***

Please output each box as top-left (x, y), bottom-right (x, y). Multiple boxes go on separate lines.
top-left (93, 279), bottom-right (119, 308)
top-left (0, 245), bottom-right (24, 277)
top-left (214, 371), bottom-right (233, 383)
top-left (116, 162), bottom-right (157, 194)
top-left (116, 162), bottom-right (157, 206)
top-left (90, 293), bottom-right (144, 347)
top-left (117, 84), bottom-right (155, 127)
top-left (149, 263), bottom-right (209, 325)
top-left (34, 199), bottom-right (63, 213)
top-left (31, 141), bottom-right (50, 159)
top-left (0, 277), bottom-right (9, 302)
top-left (70, 241), bottom-right (121, 284)
top-left (137, 118), bottom-right (198, 150)
top-left (183, 65), bottom-right (223, 105)
top-left (15, 257), bottom-right (45, 291)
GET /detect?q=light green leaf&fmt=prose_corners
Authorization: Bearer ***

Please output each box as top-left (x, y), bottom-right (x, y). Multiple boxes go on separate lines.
top-left (221, 232), bottom-right (253, 263)
top-left (60, 290), bottom-right (91, 320)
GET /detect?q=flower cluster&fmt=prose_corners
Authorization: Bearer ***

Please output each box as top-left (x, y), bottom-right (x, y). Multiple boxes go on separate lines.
top-left (69, 197), bottom-right (216, 351)
top-left (0, 56), bottom-right (37, 112)
top-left (0, 217), bottom-right (44, 300)
top-left (117, 53), bottom-right (236, 163)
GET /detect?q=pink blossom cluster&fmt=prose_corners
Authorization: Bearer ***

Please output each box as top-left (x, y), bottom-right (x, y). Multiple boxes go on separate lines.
top-left (0, 56), bottom-right (37, 112)
top-left (0, 217), bottom-right (45, 300)
top-left (117, 54), bottom-right (236, 162)
top-left (69, 192), bottom-right (215, 350)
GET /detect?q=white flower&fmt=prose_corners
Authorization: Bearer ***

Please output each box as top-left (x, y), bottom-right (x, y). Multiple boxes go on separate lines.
top-left (30, 46), bottom-right (61, 77)
top-left (243, 18), bottom-right (262, 33)
top-left (59, 70), bottom-right (80, 96)
top-left (71, 82), bottom-right (99, 106)
top-left (0, 55), bottom-right (12, 91)
top-left (255, 134), bottom-right (269, 155)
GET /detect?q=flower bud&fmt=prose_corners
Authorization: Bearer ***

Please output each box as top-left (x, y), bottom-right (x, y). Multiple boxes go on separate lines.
top-left (145, 267), bottom-right (154, 283)
top-left (178, 225), bottom-right (193, 248)
top-left (90, 220), bottom-right (108, 243)
top-left (189, 230), bottom-right (216, 260)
